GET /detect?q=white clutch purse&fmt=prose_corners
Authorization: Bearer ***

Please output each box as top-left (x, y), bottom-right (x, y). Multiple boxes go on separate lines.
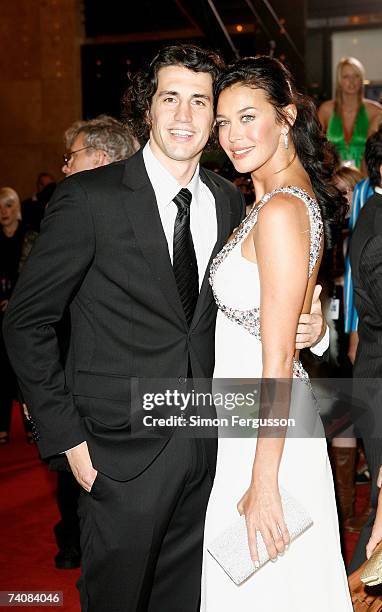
top-left (207, 487), bottom-right (313, 585)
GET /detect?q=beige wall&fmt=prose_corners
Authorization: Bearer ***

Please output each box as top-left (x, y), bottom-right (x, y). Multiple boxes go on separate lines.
top-left (332, 28), bottom-right (382, 95)
top-left (0, 0), bottom-right (83, 200)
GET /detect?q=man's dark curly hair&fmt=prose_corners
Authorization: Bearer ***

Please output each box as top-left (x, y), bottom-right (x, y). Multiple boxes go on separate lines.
top-left (123, 44), bottom-right (225, 145)
top-left (365, 123), bottom-right (382, 188)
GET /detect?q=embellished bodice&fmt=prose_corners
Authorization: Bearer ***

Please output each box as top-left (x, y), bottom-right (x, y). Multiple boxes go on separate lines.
top-left (209, 186), bottom-right (323, 379)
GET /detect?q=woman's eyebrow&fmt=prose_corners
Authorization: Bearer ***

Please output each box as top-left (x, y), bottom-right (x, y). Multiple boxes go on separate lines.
top-left (216, 106), bottom-right (257, 118)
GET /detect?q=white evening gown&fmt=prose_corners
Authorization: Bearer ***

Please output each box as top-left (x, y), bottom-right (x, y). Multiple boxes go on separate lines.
top-left (201, 187), bottom-right (353, 611)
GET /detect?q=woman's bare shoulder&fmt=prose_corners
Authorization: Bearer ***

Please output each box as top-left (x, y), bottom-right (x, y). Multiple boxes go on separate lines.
top-left (258, 190), bottom-right (311, 226)
top-left (255, 192), bottom-right (312, 268)
top-left (364, 98), bottom-right (382, 116)
top-left (319, 99), bottom-right (334, 112)
top-left (317, 100), bottom-right (334, 128)
top-left (368, 112), bottom-right (382, 136)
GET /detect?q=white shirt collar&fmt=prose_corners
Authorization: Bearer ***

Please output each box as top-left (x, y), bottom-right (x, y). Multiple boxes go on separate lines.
top-left (143, 141), bottom-right (200, 211)
top-left (375, 186), bottom-right (382, 196)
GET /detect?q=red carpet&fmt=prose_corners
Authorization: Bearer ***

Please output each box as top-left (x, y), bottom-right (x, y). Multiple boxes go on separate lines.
top-left (0, 404), bottom-right (371, 610)
top-left (0, 404), bottom-right (80, 611)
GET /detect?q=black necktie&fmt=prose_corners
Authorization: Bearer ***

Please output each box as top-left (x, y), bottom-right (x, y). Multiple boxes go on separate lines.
top-left (172, 188), bottom-right (199, 326)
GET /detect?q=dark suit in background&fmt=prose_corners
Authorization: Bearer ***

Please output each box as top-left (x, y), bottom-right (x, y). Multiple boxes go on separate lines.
top-left (3, 149), bottom-right (244, 610)
top-left (349, 191), bottom-right (382, 572)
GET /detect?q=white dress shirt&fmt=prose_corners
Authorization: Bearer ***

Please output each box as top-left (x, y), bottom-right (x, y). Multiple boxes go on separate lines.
top-left (312, 326), bottom-right (329, 356)
top-left (142, 142), bottom-right (329, 355)
top-left (143, 142), bottom-right (217, 288)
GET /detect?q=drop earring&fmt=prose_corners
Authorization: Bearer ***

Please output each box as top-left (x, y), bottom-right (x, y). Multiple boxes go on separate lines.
top-left (283, 132), bottom-right (289, 149)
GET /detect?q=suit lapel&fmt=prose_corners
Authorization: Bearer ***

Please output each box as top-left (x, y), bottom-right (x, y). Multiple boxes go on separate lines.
top-left (190, 168), bottom-right (232, 329)
top-left (122, 153), bottom-right (233, 329)
top-left (121, 151), bottom-right (186, 324)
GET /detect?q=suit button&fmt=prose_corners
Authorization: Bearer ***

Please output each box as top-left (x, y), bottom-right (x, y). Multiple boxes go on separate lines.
top-left (178, 376), bottom-right (187, 384)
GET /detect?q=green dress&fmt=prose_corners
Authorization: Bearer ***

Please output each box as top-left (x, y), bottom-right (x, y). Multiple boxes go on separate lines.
top-left (327, 104), bottom-right (369, 169)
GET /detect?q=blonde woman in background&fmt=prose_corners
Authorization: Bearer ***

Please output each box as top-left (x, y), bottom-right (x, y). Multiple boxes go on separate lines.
top-left (0, 187), bottom-right (38, 444)
top-left (319, 57), bottom-right (382, 170)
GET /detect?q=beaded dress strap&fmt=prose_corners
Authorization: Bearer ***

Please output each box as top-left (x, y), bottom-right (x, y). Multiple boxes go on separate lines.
top-left (259, 186), bottom-right (323, 277)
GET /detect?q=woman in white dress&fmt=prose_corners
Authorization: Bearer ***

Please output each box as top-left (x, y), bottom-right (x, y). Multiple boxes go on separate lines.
top-left (201, 57), bottom-right (353, 610)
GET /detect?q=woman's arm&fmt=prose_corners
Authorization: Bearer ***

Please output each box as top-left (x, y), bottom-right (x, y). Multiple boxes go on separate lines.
top-left (258, 194), bottom-right (310, 378)
top-left (318, 100), bottom-right (333, 132)
top-left (238, 194), bottom-right (311, 565)
top-left (256, 194), bottom-right (310, 470)
top-left (367, 108), bottom-right (382, 137)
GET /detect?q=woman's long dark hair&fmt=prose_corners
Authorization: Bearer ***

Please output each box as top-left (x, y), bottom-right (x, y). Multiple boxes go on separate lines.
top-left (214, 56), bottom-right (346, 248)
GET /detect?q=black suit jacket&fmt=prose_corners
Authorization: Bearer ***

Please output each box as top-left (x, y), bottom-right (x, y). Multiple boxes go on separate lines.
top-left (348, 191), bottom-right (382, 571)
top-left (3, 149), bottom-right (244, 480)
top-left (350, 192), bottom-right (382, 378)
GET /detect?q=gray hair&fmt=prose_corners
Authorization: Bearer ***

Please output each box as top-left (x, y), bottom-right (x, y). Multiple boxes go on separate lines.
top-left (64, 115), bottom-right (139, 162)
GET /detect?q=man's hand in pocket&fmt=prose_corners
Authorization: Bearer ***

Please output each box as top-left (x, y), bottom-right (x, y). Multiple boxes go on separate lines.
top-left (65, 441), bottom-right (97, 492)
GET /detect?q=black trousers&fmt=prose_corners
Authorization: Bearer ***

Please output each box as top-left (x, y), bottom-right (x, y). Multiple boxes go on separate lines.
top-left (348, 436), bottom-right (382, 574)
top-left (54, 471), bottom-right (81, 551)
top-left (348, 373), bottom-right (382, 574)
top-left (77, 436), bottom-right (213, 612)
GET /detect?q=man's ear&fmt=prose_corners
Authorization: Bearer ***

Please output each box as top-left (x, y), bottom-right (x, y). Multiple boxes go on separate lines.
top-left (94, 150), bottom-right (110, 168)
top-left (99, 151), bottom-right (112, 167)
top-left (284, 104), bottom-right (297, 129)
top-left (145, 107), bottom-right (152, 132)
top-left (379, 162), bottom-right (382, 187)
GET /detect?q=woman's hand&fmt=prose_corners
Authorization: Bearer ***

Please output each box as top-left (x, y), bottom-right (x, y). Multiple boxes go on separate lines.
top-left (366, 467), bottom-right (382, 559)
top-left (0, 299), bottom-right (9, 312)
top-left (237, 480), bottom-right (290, 567)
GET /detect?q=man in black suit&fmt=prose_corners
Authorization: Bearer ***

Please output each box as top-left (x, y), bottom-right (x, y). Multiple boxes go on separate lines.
top-left (4, 45), bottom-right (327, 611)
top-left (53, 115), bottom-right (139, 570)
top-left (349, 124), bottom-right (382, 573)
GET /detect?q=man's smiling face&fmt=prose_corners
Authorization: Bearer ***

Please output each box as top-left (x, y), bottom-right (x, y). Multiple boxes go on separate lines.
top-left (148, 65), bottom-right (214, 167)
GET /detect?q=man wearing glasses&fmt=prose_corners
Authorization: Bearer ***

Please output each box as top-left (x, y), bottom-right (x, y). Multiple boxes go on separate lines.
top-left (62, 115), bottom-right (138, 177)
top-left (52, 115), bottom-right (139, 571)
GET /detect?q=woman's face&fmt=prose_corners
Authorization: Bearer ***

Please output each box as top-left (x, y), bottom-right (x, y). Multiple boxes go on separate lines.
top-left (339, 64), bottom-right (362, 96)
top-left (216, 83), bottom-right (284, 175)
top-left (0, 198), bottom-right (20, 228)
